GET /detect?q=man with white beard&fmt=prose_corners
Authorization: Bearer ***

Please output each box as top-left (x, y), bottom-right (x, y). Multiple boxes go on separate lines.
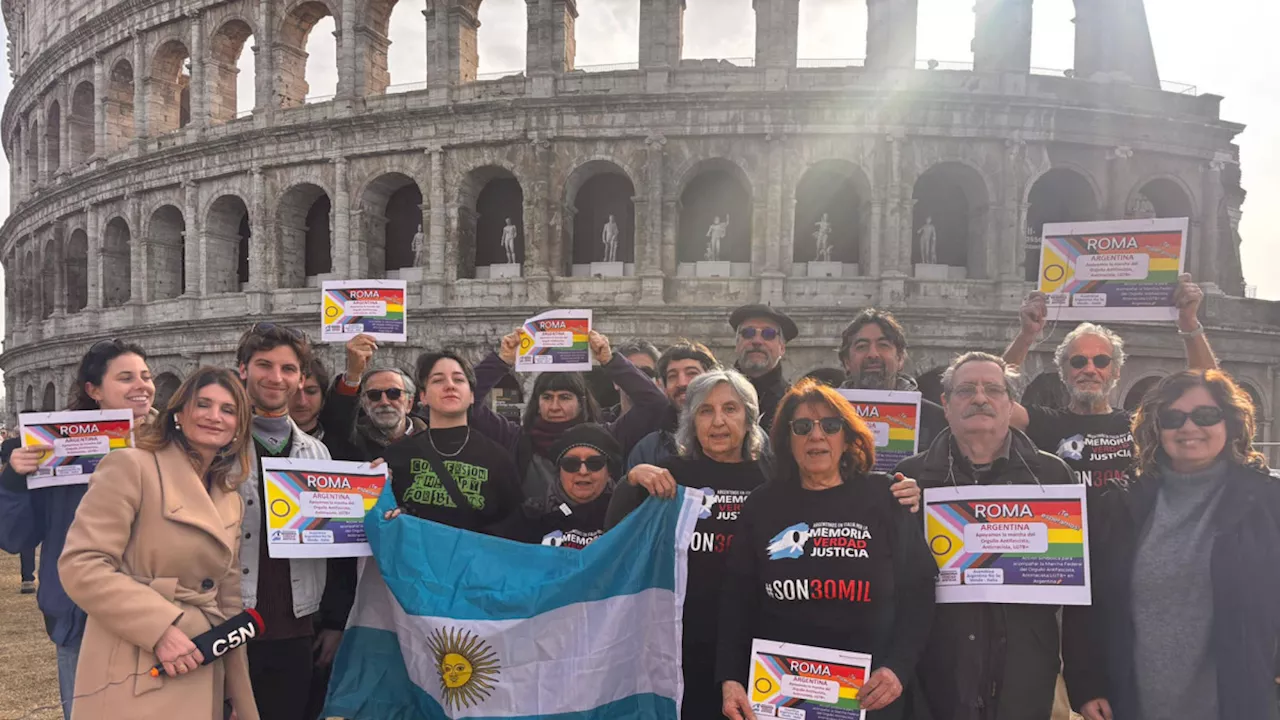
top-left (1002, 273), bottom-right (1216, 720)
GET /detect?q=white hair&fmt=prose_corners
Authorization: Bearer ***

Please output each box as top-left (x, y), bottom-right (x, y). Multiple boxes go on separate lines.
top-left (675, 369), bottom-right (766, 461)
top-left (1054, 322), bottom-right (1126, 387)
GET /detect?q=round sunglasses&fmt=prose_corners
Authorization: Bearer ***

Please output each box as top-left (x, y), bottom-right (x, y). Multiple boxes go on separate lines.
top-left (1069, 354), bottom-right (1112, 370)
top-left (559, 455), bottom-right (608, 474)
top-left (364, 388), bottom-right (405, 402)
top-left (739, 327), bottom-right (780, 341)
top-left (789, 417), bottom-right (846, 436)
top-left (1157, 405), bottom-right (1224, 430)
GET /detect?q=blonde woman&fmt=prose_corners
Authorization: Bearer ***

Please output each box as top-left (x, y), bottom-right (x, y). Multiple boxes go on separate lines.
top-left (59, 367), bottom-right (259, 720)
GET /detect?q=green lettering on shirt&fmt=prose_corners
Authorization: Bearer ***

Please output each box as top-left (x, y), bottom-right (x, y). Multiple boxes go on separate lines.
top-left (403, 458), bottom-right (489, 510)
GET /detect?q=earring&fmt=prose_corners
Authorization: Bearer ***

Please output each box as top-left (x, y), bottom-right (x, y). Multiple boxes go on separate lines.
top-left (172, 415), bottom-right (182, 432)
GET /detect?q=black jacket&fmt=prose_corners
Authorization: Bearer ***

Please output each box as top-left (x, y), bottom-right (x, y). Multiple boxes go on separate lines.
top-left (740, 362), bottom-right (789, 432)
top-left (894, 428), bottom-right (1075, 720)
top-left (1093, 461), bottom-right (1280, 720)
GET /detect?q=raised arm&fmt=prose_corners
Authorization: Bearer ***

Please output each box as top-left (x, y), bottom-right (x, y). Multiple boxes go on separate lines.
top-left (1174, 274), bottom-right (1217, 370)
top-left (321, 333), bottom-right (380, 442)
top-left (466, 331), bottom-right (525, 452)
top-left (58, 451), bottom-right (184, 651)
top-left (1002, 291), bottom-right (1046, 431)
top-left (597, 333), bottom-right (671, 453)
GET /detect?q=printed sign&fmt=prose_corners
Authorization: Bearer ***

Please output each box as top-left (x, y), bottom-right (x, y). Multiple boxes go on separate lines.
top-left (924, 484), bottom-right (1090, 605)
top-left (749, 639), bottom-right (871, 720)
top-left (19, 410), bottom-right (134, 489)
top-left (1038, 217), bottom-right (1187, 321)
top-left (263, 458), bottom-right (388, 559)
top-left (837, 390), bottom-right (921, 473)
top-left (321, 280), bottom-right (407, 342)
top-left (515, 309), bottom-right (593, 373)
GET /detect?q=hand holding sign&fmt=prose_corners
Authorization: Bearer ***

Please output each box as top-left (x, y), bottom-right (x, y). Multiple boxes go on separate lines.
top-left (515, 310), bottom-right (594, 373)
top-left (588, 329), bottom-right (612, 366)
top-left (499, 327), bottom-right (522, 367)
top-left (1020, 291), bottom-right (1048, 337)
top-left (1173, 273), bottom-right (1204, 330)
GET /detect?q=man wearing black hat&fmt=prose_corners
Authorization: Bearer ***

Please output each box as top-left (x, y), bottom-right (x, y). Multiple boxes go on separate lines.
top-left (728, 304), bottom-right (798, 431)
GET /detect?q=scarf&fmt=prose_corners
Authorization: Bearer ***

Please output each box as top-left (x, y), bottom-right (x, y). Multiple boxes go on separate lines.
top-left (252, 413), bottom-right (293, 456)
top-left (529, 417), bottom-right (580, 458)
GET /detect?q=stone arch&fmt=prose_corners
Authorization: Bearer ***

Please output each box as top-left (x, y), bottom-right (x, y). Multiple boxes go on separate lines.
top-left (1122, 374), bottom-right (1163, 412)
top-left (148, 39), bottom-right (192, 134)
top-left (147, 205), bottom-right (186, 300)
top-left (12, 125), bottom-right (24, 194)
top-left (23, 384), bottom-right (34, 413)
top-left (209, 18), bottom-right (257, 125)
top-left (358, 172), bottom-right (423, 276)
top-left (206, 194), bottom-right (252, 293)
top-left (1025, 166), bottom-right (1100, 281)
top-left (677, 158), bottom-right (754, 264)
top-left (277, 1), bottom-right (340, 108)
top-left (69, 81), bottom-right (95, 165)
top-left (153, 372), bottom-right (183, 411)
top-left (40, 237), bottom-right (59, 320)
top-left (66, 229), bottom-right (88, 313)
top-left (25, 116), bottom-right (39, 184)
top-left (1022, 371), bottom-right (1068, 409)
top-left (366, 0), bottom-right (428, 94)
top-left (41, 381), bottom-right (57, 412)
top-left (1237, 380), bottom-right (1267, 442)
top-left (1128, 176), bottom-right (1196, 272)
top-left (45, 100), bottom-right (62, 173)
top-left (103, 216), bottom-right (133, 306)
top-left (911, 161), bottom-right (991, 278)
top-left (564, 160), bottom-right (637, 271)
top-left (456, 165), bottom-right (525, 278)
top-left (21, 245), bottom-right (35, 323)
top-left (793, 159), bottom-right (872, 266)
top-left (106, 59), bottom-right (136, 153)
top-left (276, 182), bottom-right (332, 287)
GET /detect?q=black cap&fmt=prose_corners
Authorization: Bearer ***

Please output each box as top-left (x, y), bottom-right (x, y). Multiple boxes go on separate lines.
top-left (548, 423), bottom-right (624, 468)
top-left (729, 304), bottom-right (799, 342)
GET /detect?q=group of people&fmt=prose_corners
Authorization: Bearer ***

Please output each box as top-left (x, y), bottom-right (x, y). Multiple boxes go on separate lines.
top-left (1, 271), bottom-right (1278, 720)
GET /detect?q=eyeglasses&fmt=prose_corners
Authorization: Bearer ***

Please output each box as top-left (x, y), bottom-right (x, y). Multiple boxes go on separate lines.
top-left (739, 327), bottom-right (780, 341)
top-left (249, 322), bottom-right (304, 340)
top-left (364, 388), bottom-right (405, 403)
top-left (950, 383), bottom-right (1010, 400)
top-left (1069, 354), bottom-right (1112, 370)
top-left (559, 455), bottom-right (608, 473)
top-left (789, 417), bottom-right (846, 436)
top-left (1157, 405), bottom-right (1224, 430)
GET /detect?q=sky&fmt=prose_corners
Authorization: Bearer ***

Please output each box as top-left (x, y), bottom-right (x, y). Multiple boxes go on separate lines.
top-left (2, 0), bottom-right (1278, 348)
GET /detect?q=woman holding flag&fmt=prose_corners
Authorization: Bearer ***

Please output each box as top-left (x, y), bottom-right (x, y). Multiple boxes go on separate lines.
top-left (716, 380), bottom-right (937, 720)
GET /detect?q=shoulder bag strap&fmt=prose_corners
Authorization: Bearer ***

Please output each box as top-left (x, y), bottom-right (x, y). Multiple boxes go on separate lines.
top-left (418, 440), bottom-right (484, 525)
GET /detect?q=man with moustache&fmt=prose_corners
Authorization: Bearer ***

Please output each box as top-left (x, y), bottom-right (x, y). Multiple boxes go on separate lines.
top-left (233, 323), bottom-right (337, 720)
top-left (895, 352), bottom-right (1074, 720)
top-left (1003, 273), bottom-right (1216, 719)
top-left (729, 304), bottom-right (798, 430)
top-left (838, 308), bottom-right (947, 449)
top-left (626, 341), bottom-right (719, 470)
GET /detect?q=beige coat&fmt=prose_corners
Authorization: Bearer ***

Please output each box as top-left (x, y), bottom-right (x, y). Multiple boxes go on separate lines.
top-left (59, 444), bottom-right (259, 720)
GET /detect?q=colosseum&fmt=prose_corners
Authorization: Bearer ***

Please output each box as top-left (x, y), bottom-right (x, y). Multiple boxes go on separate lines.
top-left (2, 0), bottom-right (1278, 448)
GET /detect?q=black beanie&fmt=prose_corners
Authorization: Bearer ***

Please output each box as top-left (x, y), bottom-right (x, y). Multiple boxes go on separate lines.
top-left (548, 423), bottom-right (623, 471)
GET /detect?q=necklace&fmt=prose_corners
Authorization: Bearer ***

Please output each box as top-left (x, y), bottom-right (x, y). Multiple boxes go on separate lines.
top-left (428, 426), bottom-right (470, 458)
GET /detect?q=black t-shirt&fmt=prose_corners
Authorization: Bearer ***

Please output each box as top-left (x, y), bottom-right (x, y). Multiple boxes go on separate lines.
top-left (380, 426), bottom-right (522, 535)
top-left (716, 476), bottom-right (936, 691)
top-left (528, 491), bottom-right (612, 549)
top-left (1024, 406), bottom-right (1136, 491)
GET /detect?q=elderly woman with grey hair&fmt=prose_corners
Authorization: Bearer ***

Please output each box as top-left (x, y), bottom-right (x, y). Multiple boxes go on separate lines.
top-left (605, 368), bottom-right (771, 720)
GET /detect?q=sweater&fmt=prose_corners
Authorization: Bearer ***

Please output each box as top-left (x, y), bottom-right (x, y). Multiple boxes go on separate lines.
top-left (1131, 461), bottom-right (1227, 720)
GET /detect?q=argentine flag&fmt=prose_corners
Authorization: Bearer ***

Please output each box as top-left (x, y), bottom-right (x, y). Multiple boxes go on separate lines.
top-left (323, 486), bottom-right (702, 719)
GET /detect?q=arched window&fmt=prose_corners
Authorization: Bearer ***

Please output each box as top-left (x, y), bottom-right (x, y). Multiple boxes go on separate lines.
top-left (106, 60), bottom-right (136, 153)
top-left (360, 173), bottom-right (423, 276)
top-left (911, 162), bottom-right (990, 279)
top-left (792, 161), bottom-right (871, 274)
top-left (677, 160), bottom-right (753, 273)
top-left (103, 217), bottom-right (133, 307)
top-left (148, 40), bottom-right (192, 134)
top-left (147, 205), bottom-right (186, 300)
top-left (277, 183), bottom-right (332, 287)
top-left (278, 2), bottom-right (338, 106)
top-left (456, 167), bottom-right (524, 278)
top-left (66, 230), bottom-right (89, 313)
top-left (565, 161), bottom-right (636, 275)
top-left (210, 20), bottom-right (256, 124)
top-left (206, 195), bottom-right (252, 293)
top-left (1026, 168), bottom-right (1098, 281)
top-left (69, 82), bottom-right (95, 164)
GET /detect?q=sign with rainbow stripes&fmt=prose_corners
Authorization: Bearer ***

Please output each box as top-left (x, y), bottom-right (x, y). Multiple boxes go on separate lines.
top-left (837, 390), bottom-right (921, 473)
top-left (321, 280), bottom-right (407, 342)
top-left (516, 309), bottom-right (593, 373)
top-left (1037, 217), bottom-right (1187, 322)
top-left (263, 458), bottom-right (388, 559)
top-left (924, 485), bottom-right (1090, 605)
top-left (748, 639), bottom-right (871, 720)
top-left (19, 409), bottom-right (134, 489)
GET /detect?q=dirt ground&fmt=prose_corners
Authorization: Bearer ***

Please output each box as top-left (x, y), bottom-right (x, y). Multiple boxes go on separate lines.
top-left (0, 550), bottom-right (61, 720)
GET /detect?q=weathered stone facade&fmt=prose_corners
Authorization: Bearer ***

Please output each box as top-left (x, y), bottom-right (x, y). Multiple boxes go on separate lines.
top-left (2, 0), bottom-right (1278, 454)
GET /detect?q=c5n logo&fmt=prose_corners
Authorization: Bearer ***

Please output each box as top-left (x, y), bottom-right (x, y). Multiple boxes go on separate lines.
top-left (403, 459), bottom-right (489, 509)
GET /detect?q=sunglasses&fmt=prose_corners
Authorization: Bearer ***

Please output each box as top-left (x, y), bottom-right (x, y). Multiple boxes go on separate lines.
top-left (89, 338), bottom-right (123, 353)
top-left (1157, 405), bottom-right (1224, 430)
top-left (739, 327), bottom-right (780, 341)
top-left (249, 322), bottom-right (305, 340)
top-left (1069, 354), bottom-right (1112, 370)
top-left (789, 417), bottom-right (846, 436)
top-left (364, 388), bottom-right (405, 402)
top-left (559, 455), bottom-right (608, 474)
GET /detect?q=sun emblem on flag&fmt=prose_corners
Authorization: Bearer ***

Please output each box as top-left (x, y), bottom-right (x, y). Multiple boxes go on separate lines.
top-left (427, 627), bottom-right (501, 710)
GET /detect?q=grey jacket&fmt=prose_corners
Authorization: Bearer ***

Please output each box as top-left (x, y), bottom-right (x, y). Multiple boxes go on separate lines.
top-left (236, 417), bottom-right (333, 618)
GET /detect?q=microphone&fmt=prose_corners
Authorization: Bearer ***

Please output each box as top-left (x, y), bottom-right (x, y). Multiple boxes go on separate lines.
top-left (150, 609), bottom-right (266, 678)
